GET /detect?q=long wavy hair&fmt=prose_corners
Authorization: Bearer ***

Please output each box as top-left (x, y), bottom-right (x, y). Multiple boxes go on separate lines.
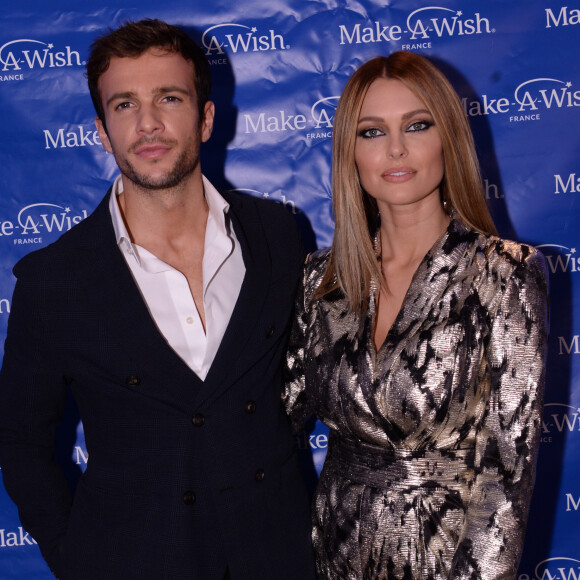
top-left (314, 51), bottom-right (497, 312)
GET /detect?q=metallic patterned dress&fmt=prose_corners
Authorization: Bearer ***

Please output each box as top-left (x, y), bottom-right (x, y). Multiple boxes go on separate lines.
top-left (284, 218), bottom-right (549, 580)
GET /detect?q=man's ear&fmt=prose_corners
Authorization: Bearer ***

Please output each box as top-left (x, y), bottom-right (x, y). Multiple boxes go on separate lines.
top-left (95, 116), bottom-right (113, 153)
top-left (201, 101), bottom-right (215, 143)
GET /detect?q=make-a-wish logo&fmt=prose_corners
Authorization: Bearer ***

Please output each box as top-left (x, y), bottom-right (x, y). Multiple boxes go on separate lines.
top-left (0, 203), bottom-right (89, 247)
top-left (554, 172), bottom-right (580, 194)
top-left (201, 23), bottom-right (288, 59)
top-left (462, 78), bottom-right (579, 122)
top-left (535, 244), bottom-right (579, 275)
top-left (243, 96), bottom-right (339, 141)
top-left (541, 403), bottom-right (580, 443)
top-left (0, 39), bottom-right (83, 78)
top-left (0, 297), bottom-right (10, 315)
top-left (513, 78), bottom-right (579, 111)
top-left (406, 7), bottom-right (494, 39)
top-left (75, 445), bottom-right (88, 467)
top-left (546, 7), bottom-right (580, 28)
top-left (338, 7), bottom-right (494, 46)
top-left (228, 188), bottom-right (299, 214)
top-left (566, 492), bottom-right (580, 512)
top-left (0, 527), bottom-right (37, 548)
top-left (534, 557), bottom-right (580, 580)
top-left (557, 335), bottom-right (580, 355)
top-left (43, 124), bottom-right (102, 150)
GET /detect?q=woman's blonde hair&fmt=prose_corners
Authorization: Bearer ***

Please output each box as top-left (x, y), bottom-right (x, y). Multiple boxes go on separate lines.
top-left (314, 51), bottom-right (497, 312)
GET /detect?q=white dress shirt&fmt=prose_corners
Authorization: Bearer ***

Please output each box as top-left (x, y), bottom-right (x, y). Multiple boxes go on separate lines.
top-left (109, 174), bottom-right (245, 380)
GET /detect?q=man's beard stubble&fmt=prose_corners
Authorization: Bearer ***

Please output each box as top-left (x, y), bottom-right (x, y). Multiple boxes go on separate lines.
top-left (113, 136), bottom-right (201, 192)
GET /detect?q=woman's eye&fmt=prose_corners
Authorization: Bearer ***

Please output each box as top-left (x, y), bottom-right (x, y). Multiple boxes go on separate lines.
top-left (407, 120), bottom-right (433, 132)
top-left (359, 127), bottom-right (383, 139)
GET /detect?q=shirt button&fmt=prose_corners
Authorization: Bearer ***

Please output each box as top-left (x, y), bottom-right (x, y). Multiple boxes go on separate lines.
top-left (245, 401), bottom-right (256, 414)
top-left (125, 376), bottom-right (141, 386)
top-left (265, 325), bottom-right (275, 338)
top-left (186, 316), bottom-right (194, 325)
top-left (255, 469), bottom-right (265, 482)
top-left (192, 413), bottom-right (205, 427)
top-left (183, 491), bottom-right (196, 505)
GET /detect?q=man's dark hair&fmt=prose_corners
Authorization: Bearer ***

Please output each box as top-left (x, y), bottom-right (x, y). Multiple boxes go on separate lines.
top-left (86, 19), bottom-right (211, 131)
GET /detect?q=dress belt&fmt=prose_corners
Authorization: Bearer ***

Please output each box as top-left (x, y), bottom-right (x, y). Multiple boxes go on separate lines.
top-left (326, 431), bottom-right (474, 490)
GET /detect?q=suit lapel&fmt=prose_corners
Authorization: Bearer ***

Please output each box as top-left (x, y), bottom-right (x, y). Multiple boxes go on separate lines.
top-left (76, 189), bottom-right (273, 411)
top-left (195, 192), bottom-right (272, 406)
top-left (76, 192), bottom-right (202, 413)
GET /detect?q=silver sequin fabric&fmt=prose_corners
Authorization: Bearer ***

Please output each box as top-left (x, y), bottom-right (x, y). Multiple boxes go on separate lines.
top-left (284, 218), bottom-right (549, 580)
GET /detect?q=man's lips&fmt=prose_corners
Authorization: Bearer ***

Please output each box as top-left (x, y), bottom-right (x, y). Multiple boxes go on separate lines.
top-left (381, 168), bottom-right (416, 183)
top-left (134, 143), bottom-right (172, 159)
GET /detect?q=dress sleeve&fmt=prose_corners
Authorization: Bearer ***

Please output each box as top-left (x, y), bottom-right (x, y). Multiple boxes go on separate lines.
top-left (282, 260), bottom-right (314, 432)
top-left (450, 248), bottom-right (549, 579)
top-left (0, 274), bottom-right (71, 578)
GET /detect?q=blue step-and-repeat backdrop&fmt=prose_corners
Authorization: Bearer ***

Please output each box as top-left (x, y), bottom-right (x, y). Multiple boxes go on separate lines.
top-left (0, 1), bottom-right (578, 578)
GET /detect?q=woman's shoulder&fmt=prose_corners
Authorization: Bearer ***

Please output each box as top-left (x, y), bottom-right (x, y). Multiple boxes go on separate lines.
top-left (305, 247), bottom-right (331, 269)
top-left (452, 218), bottom-right (547, 279)
top-left (300, 247), bottom-right (332, 302)
top-left (481, 234), bottom-right (547, 278)
top-left (459, 230), bottom-right (548, 295)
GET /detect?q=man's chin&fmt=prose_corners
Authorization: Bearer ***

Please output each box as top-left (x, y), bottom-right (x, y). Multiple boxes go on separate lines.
top-left (123, 172), bottom-right (189, 191)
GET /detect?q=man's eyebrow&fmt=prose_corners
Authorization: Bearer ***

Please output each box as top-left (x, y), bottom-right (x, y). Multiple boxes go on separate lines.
top-left (154, 85), bottom-right (191, 97)
top-left (106, 91), bottom-right (136, 108)
top-left (106, 86), bottom-right (191, 107)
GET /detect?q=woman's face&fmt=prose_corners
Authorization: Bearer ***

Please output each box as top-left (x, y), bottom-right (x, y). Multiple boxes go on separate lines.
top-left (354, 77), bottom-right (444, 214)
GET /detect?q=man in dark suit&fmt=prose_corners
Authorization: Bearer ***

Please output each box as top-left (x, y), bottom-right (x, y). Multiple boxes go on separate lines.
top-left (0, 19), bottom-right (314, 580)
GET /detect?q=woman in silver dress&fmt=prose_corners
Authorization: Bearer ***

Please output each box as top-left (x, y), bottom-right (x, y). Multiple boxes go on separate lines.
top-left (284, 51), bottom-right (549, 579)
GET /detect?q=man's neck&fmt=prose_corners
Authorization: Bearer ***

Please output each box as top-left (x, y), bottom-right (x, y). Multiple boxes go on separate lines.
top-left (117, 171), bottom-right (210, 327)
top-left (118, 170), bottom-right (209, 248)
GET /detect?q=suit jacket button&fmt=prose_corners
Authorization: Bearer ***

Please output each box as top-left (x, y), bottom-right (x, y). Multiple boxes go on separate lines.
top-left (183, 491), bottom-right (196, 505)
top-left (245, 400), bottom-right (256, 414)
top-left (125, 375), bottom-right (141, 386)
top-left (255, 469), bottom-right (265, 482)
top-left (265, 325), bottom-right (275, 338)
top-left (192, 413), bottom-right (205, 427)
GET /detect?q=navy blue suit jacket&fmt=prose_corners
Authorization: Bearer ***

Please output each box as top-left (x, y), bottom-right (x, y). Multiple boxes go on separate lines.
top-left (0, 188), bottom-right (315, 579)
